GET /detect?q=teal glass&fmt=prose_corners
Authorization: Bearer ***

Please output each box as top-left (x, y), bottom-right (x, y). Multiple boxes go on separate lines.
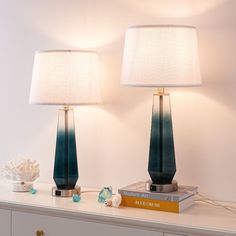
top-left (148, 94), bottom-right (176, 184)
top-left (72, 194), bottom-right (81, 202)
top-left (53, 108), bottom-right (78, 190)
top-left (98, 186), bottom-right (112, 203)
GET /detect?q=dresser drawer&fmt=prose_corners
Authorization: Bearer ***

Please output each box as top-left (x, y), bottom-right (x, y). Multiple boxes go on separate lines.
top-left (12, 211), bottom-right (163, 236)
top-left (0, 209), bottom-right (11, 236)
top-left (164, 233), bottom-right (189, 236)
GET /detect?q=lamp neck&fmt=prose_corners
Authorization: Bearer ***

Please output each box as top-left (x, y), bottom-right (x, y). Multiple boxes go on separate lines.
top-left (156, 88), bottom-right (167, 96)
top-left (63, 105), bottom-right (70, 111)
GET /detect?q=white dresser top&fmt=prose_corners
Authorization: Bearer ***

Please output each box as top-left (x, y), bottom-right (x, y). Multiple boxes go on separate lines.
top-left (0, 181), bottom-right (235, 236)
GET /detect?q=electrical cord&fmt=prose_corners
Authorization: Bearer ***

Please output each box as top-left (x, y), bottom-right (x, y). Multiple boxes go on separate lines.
top-left (80, 190), bottom-right (100, 194)
top-left (80, 190), bottom-right (116, 195)
top-left (194, 193), bottom-right (236, 214)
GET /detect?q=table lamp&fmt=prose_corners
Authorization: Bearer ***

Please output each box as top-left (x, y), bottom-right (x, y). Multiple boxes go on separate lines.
top-left (121, 25), bottom-right (201, 193)
top-left (30, 50), bottom-right (101, 197)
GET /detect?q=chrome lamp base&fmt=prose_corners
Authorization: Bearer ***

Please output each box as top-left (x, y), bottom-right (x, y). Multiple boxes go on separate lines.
top-left (146, 180), bottom-right (178, 193)
top-left (52, 186), bottom-right (81, 197)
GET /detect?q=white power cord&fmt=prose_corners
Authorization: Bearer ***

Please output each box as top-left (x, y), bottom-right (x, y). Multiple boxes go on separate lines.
top-left (194, 193), bottom-right (236, 214)
top-left (80, 190), bottom-right (100, 194)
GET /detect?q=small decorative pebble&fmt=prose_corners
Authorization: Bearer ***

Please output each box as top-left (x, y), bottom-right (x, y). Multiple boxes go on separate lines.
top-left (29, 187), bottom-right (37, 194)
top-left (112, 194), bottom-right (122, 208)
top-left (104, 194), bottom-right (122, 208)
top-left (104, 199), bottom-right (112, 207)
top-left (72, 194), bottom-right (81, 202)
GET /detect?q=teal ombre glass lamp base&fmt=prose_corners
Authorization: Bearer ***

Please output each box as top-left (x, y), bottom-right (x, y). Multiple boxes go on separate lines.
top-left (148, 89), bottom-right (178, 193)
top-left (52, 106), bottom-right (79, 197)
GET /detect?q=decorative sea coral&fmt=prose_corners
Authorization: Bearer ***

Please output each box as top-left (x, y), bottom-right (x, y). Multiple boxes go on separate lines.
top-left (1, 158), bottom-right (40, 192)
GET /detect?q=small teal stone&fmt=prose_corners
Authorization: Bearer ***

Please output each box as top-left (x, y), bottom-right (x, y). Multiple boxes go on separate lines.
top-left (72, 194), bottom-right (81, 202)
top-left (98, 186), bottom-right (112, 203)
top-left (29, 187), bottom-right (37, 194)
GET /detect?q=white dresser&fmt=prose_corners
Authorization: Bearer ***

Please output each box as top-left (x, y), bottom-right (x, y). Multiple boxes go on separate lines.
top-left (0, 208), bottom-right (11, 236)
top-left (0, 182), bottom-right (235, 236)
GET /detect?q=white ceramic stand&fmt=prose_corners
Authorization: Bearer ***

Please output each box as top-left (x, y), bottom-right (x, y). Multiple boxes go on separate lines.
top-left (12, 182), bottom-right (33, 192)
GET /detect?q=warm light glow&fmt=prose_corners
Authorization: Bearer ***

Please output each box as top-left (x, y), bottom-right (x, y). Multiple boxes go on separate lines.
top-left (30, 50), bottom-right (102, 105)
top-left (121, 26), bottom-right (202, 87)
top-left (28, 1), bottom-right (125, 49)
top-left (24, 0), bottom-right (226, 48)
top-left (120, 0), bottom-right (227, 18)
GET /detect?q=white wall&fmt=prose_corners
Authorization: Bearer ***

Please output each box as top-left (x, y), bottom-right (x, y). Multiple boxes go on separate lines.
top-left (0, 0), bottom-right (235, 202)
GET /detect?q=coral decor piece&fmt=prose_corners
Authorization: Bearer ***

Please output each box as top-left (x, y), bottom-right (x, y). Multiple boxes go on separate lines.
top-left (1, 158), bottom-right (40, 192)
top-left (1, 158), bottom-right (40, 182)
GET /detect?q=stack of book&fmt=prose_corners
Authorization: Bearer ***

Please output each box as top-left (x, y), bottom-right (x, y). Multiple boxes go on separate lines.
top-left (118, 181), bottom-right (198, 213)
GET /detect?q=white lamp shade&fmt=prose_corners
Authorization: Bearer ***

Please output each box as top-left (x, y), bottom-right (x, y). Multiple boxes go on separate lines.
top-left (30, 50), bottom-right (101, 105)
top-left (121, 25), bottom-right (202, 87)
